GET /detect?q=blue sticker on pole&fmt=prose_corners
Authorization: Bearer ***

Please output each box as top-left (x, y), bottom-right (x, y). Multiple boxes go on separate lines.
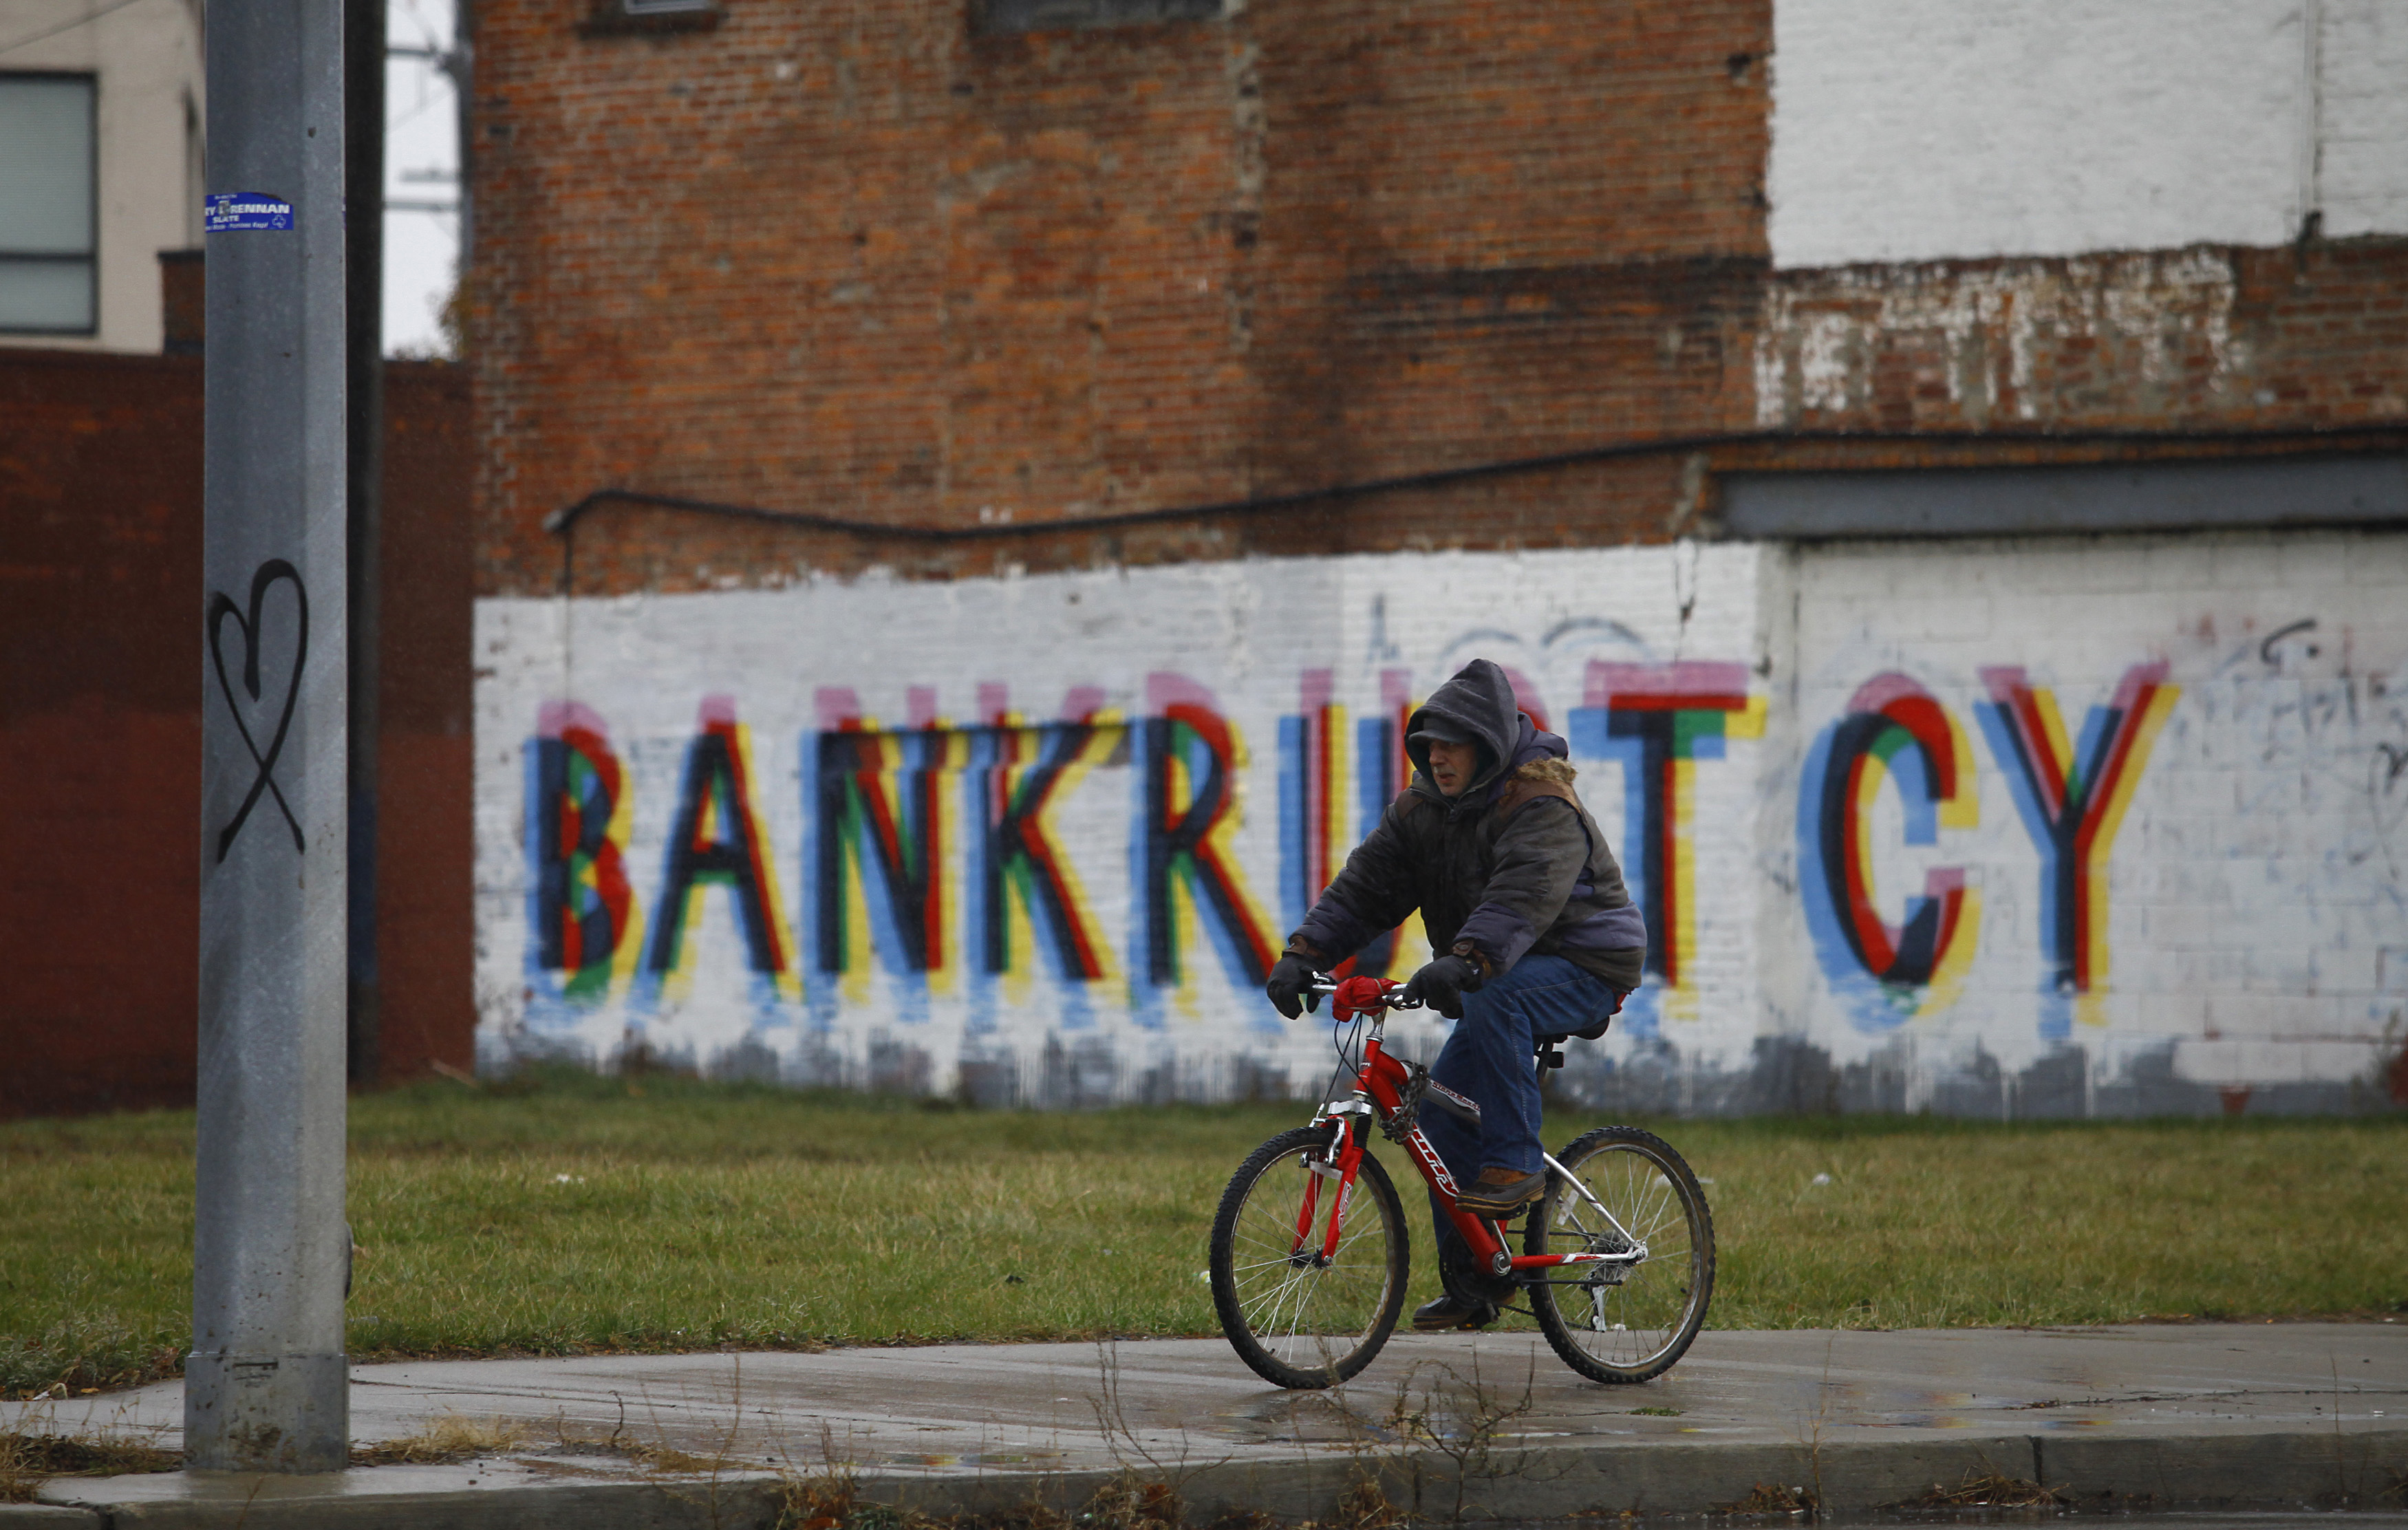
top-left (206, 193), bottom-right (295, 233)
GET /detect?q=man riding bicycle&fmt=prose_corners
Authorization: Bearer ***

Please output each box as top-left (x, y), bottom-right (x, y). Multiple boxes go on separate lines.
top-left (1265, 658), bottom-right (1646, 1332)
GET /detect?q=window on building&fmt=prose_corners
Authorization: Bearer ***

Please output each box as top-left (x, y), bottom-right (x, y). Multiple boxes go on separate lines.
top-left (579, 0), bottom-right (718, 38)
top-left (0, 73), bottom-right (98, 336)
top-left (976, 0), bottom-right (1221, 34)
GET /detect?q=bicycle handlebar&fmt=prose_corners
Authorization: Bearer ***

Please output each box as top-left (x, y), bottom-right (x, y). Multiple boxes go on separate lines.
top-left (1303, 973), bottom-right (1426, 1011)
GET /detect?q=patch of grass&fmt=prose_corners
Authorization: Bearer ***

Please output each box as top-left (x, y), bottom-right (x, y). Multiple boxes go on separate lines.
top-left (3, 1068), bottom-right (2402, 1398)
top-left (1684, 1112), bottom-right (2408, 1330)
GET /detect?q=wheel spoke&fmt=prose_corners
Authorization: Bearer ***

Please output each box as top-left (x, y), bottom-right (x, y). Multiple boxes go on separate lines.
top-left (1211, 1134), bottom-right (1406, 1388)
top-left (1525, 1131), bottom-right (1714, 1383)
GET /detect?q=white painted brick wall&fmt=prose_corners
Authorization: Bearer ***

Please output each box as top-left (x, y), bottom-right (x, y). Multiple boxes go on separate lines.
top-left (1768, 0), bottom-right (2408, 268)
top-left (473, 531), bottom-right (2408, 1113)
top-left (473, 546), bottom-right (1770, 1102)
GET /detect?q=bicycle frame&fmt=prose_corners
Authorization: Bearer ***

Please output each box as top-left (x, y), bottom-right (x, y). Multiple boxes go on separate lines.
top-left (1297, 976), bottom-right (1646, 1288)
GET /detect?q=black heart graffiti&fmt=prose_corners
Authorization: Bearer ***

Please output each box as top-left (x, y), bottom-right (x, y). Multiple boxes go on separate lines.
top-left (2375, 741), bottom-right (2408, 841)
top-left (208, 559), bottom-right (310, 862)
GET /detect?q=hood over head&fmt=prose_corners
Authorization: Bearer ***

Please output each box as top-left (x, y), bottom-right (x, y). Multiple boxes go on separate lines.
top-left (1404, 659), bottom-right (1567, 798)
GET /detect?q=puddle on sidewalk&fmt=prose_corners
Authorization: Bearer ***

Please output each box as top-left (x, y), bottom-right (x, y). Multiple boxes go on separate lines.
top-left (1208, 1392), bottom-right (1392, 1446)
top-left (883, 1449), bottom-right (1069, 1469)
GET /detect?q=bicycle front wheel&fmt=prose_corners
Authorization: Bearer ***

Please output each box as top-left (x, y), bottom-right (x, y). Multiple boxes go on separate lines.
top-left (1209, 1125), bottom-right (1408, 1390)
top-left (1525, 1125), bottom-right (1714, 1384)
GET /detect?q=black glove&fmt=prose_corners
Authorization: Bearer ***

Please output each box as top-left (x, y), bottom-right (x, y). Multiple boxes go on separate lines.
top-left (1401, 953), bottom-right (1484, 1020)
top-left (1265, 952), bottom-right (1322, 1019)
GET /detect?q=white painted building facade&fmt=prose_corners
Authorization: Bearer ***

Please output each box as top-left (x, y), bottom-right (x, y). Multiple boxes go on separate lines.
top-left (473, 530), bottom-right (2408, 1112)
top-left (1767, 0), bottom-right (2408, 268)
top-left (0, 0), bottom-right (203, 352)
top-left (466, 0), bottom-right (2408, 1112)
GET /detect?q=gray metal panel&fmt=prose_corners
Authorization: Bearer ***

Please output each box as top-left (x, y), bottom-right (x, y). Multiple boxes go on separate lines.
top-left (1719, 453), bottom-right (2408, 539)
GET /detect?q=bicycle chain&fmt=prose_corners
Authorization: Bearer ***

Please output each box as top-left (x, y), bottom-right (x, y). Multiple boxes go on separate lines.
top-left (1380, 1063), bottom-right (1431, 1145)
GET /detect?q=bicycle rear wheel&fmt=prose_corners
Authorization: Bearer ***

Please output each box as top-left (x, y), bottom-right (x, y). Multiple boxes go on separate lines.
top-left (1209, 1125), bottom-right (1408, 1390)
top-left (1525, 1125), bottom-right (1714, 1384)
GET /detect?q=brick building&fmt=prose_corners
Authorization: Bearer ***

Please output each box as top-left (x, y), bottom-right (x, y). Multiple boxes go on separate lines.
top-left (463, 1), bottom-right (2408, 1113)
top-left (0, 0), bottom-right (480, 1117)
top-left (0, 353), bottom-right (476, 1117)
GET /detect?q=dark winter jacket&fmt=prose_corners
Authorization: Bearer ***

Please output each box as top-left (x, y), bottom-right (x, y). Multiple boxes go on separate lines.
top-left (1291, 658), bottom-right (1646, 993)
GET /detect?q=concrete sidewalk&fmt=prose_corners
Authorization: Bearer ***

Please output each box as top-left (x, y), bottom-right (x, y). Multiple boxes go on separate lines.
top-left (14, 1322), bottom-right (2407, 1527)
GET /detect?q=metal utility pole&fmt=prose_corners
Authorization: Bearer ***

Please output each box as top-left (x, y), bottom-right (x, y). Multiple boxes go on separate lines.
top-left (192, 0), bottom-right (351, 1476)
top-left (345, 0), bottom-right (386, 1088)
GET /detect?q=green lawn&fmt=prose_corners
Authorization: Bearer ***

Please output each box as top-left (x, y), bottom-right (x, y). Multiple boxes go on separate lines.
top-left (3, 1068), bottom-right (2402, 1399)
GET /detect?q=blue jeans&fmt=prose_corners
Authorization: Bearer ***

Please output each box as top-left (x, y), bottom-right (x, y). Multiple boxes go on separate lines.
top-left (1416, 954), bottom-right (1623, 1275)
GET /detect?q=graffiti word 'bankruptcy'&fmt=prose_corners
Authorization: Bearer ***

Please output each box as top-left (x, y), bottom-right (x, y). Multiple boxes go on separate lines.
top-left (525, 660), bottom-right (2178, 1023)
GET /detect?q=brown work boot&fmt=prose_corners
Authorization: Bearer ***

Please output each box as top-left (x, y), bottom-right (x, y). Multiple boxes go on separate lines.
top-left (1454, 1165), bottom-right (1546, 1218)
top-left (1411, 1294), bottom-right (1498, 1332)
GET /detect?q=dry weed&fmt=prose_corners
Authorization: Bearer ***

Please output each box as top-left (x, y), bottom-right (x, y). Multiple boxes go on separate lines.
top-left (1713, 1480), bottom-right (1816, 1516)
top-left (947, 1500), bottom-right (1071, 1530)
top-left (1326, 1471), bottom-right (1404, 1530)
top-left (776, 1476), bottom-right (1195, 1530)
top-left (0, 1432), bottom-right (39, 1506)
top-left (1075, 1476), bottom-right (1183, 1530)
top-left (350, 1410), bottom-right (528, 1466)
top-left (0, 1428), bottom-right (182, 1502)
top-left (1892, 1470), bottom-right (2066, 1511)
top-left (771, 1416), bottom-right (870, 1528)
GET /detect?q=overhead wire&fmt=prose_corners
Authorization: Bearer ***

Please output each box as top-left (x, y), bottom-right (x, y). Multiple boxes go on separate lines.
top-left (544, 422), bottom-right (2408, 554)
top-left (0, 0), bottom-right (157, 58)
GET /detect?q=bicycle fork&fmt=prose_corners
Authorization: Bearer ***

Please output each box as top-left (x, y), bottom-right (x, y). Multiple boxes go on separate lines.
top-left (1291, 1113), bottom-right (1366, 1267)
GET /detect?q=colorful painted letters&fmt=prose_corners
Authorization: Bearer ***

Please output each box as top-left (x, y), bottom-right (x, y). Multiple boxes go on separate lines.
top-left (976, 715), bottom-right (1117, 982)
top-left (1798, 674), bottom-right (1980, 1024)
top-left (1979, 663), bottom-right (2180, 999)
top-left (522, 657), bottom-right (2180, 1039)
top-left (647, 696), bottom-right (795, 997)
top-left (527, 701), bottom-right (637, 1000)
top-left (1141, 697), bottom-right (1278, 989)
top-left (1569, 661), bottom-right (1764, 995)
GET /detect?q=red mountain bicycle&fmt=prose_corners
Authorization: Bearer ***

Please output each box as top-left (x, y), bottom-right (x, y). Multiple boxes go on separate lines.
top-left (1207, 973), bottom-right (1715, 1390)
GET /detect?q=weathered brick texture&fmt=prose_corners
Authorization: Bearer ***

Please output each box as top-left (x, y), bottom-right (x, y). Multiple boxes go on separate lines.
top-left (471, 0), bottom-right (1775, 590)
top-left (1754, 244), bottom-right (2408, 431)
top-left (469, 1), bottom-right (2407, 596)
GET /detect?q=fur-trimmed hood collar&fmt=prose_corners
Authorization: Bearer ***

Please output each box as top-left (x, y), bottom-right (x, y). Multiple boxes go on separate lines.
top-left (1512, 756), bottom-right (1579, 786)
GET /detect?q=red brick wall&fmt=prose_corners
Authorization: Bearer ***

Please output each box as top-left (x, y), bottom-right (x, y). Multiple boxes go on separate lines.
top-left (372, 363), bottom-right (477, 1090)
top-left (467, 1), bottom-right (2407, 597)
top-left (0, 352), bottom-right (475, 1119)
top-left (469, 1), bottom-right (1776, 590)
